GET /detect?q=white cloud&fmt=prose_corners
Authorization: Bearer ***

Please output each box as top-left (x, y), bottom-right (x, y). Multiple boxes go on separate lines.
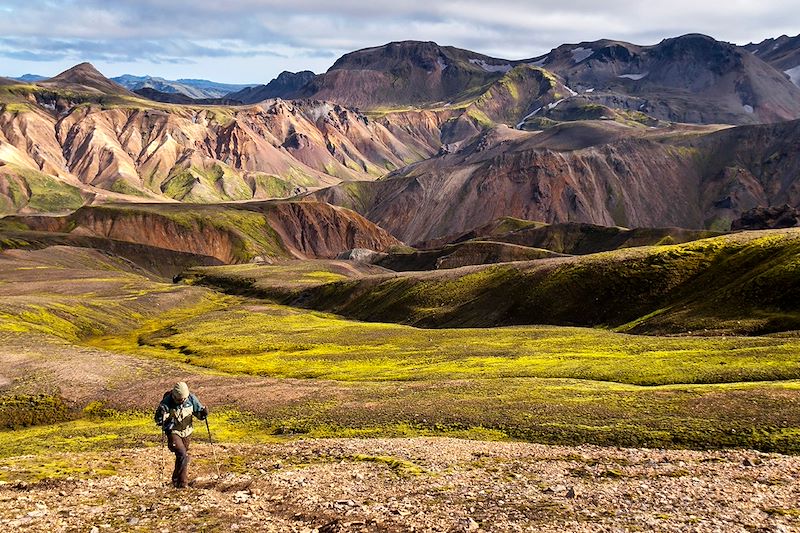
top-left (0, 1), bottom-right (798, 82)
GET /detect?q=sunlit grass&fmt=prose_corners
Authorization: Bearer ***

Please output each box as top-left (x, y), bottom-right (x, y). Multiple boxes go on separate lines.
top-left (85, 302), bottom-right (800, 386)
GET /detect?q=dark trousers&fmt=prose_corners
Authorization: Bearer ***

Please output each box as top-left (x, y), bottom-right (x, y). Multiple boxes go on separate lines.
top-left (167, 433), bottom-right (191, 487)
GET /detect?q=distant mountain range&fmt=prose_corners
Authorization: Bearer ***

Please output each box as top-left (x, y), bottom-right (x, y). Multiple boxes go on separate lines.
top-left (12, 72), bottom-right (254, 99)
top-left (111, 75), bottom-right (253, 99)
top-left (2, 32), bottom-right (800, 241)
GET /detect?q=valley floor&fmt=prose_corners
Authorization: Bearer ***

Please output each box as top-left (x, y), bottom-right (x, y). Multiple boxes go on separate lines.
top-left (1, 244), bottom-right (800, 530)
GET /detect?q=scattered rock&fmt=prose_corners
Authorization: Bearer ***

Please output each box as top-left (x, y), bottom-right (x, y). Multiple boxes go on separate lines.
top-left (233, 490), bottom-right (251, 504)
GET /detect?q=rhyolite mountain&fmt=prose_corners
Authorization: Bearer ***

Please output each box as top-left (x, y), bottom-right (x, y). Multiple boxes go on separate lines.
top-left (2, 33), bottom-right (800, 243)
top-left (226, 71), bottom-right (316, 104)
top-left (745, 34), bottom-right (800, 87)
top-left (112, 74), bottom-right (253, 99)
top-left (0, 63), bottom-right (441, 213)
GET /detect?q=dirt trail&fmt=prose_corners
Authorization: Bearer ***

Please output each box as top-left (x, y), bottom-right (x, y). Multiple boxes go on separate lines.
top-left (0, 438), bottom-right (798, 532)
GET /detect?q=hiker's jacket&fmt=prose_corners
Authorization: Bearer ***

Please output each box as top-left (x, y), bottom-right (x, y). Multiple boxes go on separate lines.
top-left (155, 392), bottom-right (205, 438)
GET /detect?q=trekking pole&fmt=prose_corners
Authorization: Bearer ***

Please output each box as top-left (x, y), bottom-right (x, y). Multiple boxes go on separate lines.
top-left (205, 417), bottom-right (221, 478)
top-left (159, 430), bottom-right (166, 484)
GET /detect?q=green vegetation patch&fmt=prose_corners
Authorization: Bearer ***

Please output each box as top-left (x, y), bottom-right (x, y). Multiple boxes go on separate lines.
top-left (0, 395), bottom-right (70, 429)
top-left (5, 166), bottom-right (84, 213)
top-left (89, 299), bottom-right (800, 386)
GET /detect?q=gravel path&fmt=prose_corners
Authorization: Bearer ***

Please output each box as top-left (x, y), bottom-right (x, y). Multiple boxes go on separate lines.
top-left (1, 438), bottom-right (798, 532)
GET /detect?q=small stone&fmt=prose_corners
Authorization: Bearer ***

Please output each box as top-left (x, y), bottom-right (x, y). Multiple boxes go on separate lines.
top-left (90, 528), bottom-right (99, 533)
top-left (543, 484), bottom-right (567, 494)
top-left (128, 517), bottom-right (140, 526)
top-left (566, 487), bottom-right (577, 499)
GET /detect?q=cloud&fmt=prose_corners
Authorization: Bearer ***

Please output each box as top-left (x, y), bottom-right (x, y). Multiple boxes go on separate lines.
top-left (0, 1), bottom-right (798, 81)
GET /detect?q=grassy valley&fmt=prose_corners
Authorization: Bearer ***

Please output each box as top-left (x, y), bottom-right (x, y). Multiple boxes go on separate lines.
top-left (1, 229), bottom-right (800, 456)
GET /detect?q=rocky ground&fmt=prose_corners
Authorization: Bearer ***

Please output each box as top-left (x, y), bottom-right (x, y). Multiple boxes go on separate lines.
top-left (0, 438), bottom-right (798, 532)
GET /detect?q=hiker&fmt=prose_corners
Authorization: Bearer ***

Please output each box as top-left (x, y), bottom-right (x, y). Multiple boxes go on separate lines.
top-left (154, 381), bottom-right (209, 488)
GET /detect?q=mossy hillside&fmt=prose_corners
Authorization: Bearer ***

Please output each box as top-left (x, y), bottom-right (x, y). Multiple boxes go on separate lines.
top-left (247, 173), bottom-right (296, 198)
top-left (160, 164), bottom-right (253, 203)
top-left (291, 230), bottom-right (800, 334)
top-left (463, 66), bottom-right (559, 126)
top-left (438, 219), bottom-right (721, 256)
top-left (0, 248), bottom-right (227, 343)
top-left (179, 261), bottom-right (357, 301)
top-left (87, 296), bottom-right (800, 386)
top-left (9, 241), bottom-right (800, 453)
top-left (0, 166), bottom-right (85, 214)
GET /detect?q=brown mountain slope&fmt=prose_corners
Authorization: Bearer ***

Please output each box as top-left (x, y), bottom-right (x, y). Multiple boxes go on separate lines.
top-left (297, 41), bottom-right (521, 109)
top-left (3, 201), bottom-right (400, 263)
top-left (312, 119), bottom-right (800, 243)
top-left (296, 36), bottom-right (800, 127)
top-left (39, 62), bottom-right (135, 96)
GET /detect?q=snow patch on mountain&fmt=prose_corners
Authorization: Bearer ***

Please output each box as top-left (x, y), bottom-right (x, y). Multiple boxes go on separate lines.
top-left (469, 59), bottom-right (512, 73)
top-left (570, 48), bottom-right (594, 63)
top-left (515, 106), bottom-right (544, 128)
top-left (619, 73), bottom-right (649, 81)
top-left (785, 65), bottom-right (800, 87)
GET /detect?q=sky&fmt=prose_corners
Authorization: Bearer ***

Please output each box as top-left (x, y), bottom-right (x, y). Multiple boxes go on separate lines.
top-left (0, 0), bottom-right (798, 84)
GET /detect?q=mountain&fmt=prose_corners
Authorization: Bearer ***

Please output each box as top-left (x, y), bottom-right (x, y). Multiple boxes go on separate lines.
top-left (112, 74), bottom-right (252, 99)
top-left (227, 71), bottom-right (316, 104)
top-left (745, 34), bottom-right (800, 87)
top-left (297, 41), bottom-right (524, 109)
top-left (13, 74), bottom-right (46, 82)
top-left (313, 118), bottom-right (800, 243)
top-left (295, 36), bottom-right (800, 127)
top-left (526, 34), bottom-right (800, 125)
top-left (0, 69), bottom-right (441, 213)
top-left (39, 62), bottom-right (134, 96)
top-left (5, 201), bottom-right (401, 263)
top-left (132, 87), bottom-right (242, 105)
